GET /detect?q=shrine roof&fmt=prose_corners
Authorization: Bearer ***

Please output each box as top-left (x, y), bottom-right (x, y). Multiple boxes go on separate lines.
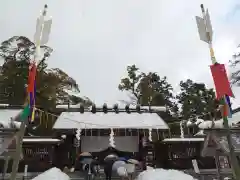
top-left (53, 111), bottom-right (169, 129)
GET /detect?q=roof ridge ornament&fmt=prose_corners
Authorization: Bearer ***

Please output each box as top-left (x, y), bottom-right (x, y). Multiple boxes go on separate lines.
top-left (60, 103), bottom-right (166, 113)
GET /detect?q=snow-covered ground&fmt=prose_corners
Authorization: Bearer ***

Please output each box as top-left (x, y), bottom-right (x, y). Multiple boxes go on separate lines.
top-left (30, 167), bottom-right (233, 180)
top-left (137, 169), bottom-right (195, 180)
top-left (32, 167), bottom-right (195, 180)
top-left (31, 167), bottom-right (69, 180)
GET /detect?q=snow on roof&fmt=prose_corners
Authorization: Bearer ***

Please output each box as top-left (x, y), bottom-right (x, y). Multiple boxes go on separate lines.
top-left (53, 112), bottom-right (169, 129)
top-left (0, 109), bottom-right (22, 128)
top-left (198, 120), bottom-right (223, 129)
top-left (197, 110), bottom-right (240, 129)
top-left (23, 138), bottom-right (61, 143)
top-left (163, 138), bottom-right (204, 142)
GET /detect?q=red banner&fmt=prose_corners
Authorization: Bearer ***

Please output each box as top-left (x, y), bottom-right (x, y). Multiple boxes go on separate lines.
top-left (210, 63), bottom-right (233, 99)
top-left (27, 63), bottom-right (37, 93)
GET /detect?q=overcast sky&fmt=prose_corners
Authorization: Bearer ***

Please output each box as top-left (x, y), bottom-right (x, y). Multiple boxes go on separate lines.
top-left (1, 0), bottom-right (240, 107)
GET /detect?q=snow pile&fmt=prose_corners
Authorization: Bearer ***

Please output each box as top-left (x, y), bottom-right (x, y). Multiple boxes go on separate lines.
top-left (137, 169), bottom-right (195, 180)
top-left (198, 120), bottom-right (223, 129)
top-left (194, 130), bottom-right (205, 136)
top-left (198, 119), bottom-right (239, 129)
top-left (197, 111), bottom-right (240, 129)
top-left (31, 167), bottom-right (69, 180)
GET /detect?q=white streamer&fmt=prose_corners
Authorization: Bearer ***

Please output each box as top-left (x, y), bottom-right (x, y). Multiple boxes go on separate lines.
top-left (148, 128), bottom-right (152, 142)
top-left (180, 121), bottom-right (184, 138)
top-left (76, 128), bottom-right (82, 140)
top-left (109, 128), bottom-right (115, 147)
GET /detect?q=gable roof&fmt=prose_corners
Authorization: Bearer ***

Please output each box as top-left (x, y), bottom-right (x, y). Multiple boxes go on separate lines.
top-left (53, 112), bottom-right (169, 129)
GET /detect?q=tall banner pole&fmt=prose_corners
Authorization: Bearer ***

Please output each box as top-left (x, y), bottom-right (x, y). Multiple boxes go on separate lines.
top-left (196, 4), bottom-right (240, 179)
top-left (10, 5), bottom-right (52, 180)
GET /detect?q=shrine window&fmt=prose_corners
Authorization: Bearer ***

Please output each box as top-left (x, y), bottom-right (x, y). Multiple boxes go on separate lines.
top-left (100, 129), bottom-right (110, 136)
top-left (91, 129), bottom-right (98, 136)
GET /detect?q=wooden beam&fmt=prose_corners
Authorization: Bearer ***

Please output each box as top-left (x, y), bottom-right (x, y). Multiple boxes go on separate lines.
top-left (10, 121), bottom-right (26, 180)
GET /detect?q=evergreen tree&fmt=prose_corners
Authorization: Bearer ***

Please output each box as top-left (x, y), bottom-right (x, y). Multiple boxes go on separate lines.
top-left (0, 36), bottom-right (91, 108)
top-left (231, 46), bottom-right (240, 85)
top-left (119, 65), bottom-right (179, 121)
top-left (177, 79), bottom-right (219, 121)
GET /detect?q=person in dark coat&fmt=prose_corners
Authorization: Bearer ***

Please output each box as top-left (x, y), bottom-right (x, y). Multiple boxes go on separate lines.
top-left (81, 157), bottom-right (100, 180)
top-left (104, 159), bottom-right (115, 180)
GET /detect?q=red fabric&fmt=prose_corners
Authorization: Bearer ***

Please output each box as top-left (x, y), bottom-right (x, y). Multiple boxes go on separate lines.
top-left (210, 64), bottom-right (233, 99)
top-left (27, 63), bottom-right (37, 93)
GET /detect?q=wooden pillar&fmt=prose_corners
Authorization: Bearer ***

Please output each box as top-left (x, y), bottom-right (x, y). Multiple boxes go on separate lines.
top-left (50, 145), bottom-right (54, 166)
top-left (168, 129), bottom-right (171, 138)
top-left (215, 152), bottom-right (223, 180)
top-left (222, 127), bottom-right (240, 179)
top-left (3, 156), bottom-right (9, 179)
top-left (10, 122), bottom-right (26, 180)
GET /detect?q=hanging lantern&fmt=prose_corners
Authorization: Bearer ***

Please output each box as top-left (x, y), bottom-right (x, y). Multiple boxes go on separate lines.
top-left (113, 104), bottom-right (119, 113)
top-left (136, 104), bottom-right (141, 113)
top-left (79, 104), bottom-right (84, 113)
top-left (103, 103), bottom-right (108, 113)
top-left (125, 104), bottom-right (130, 113)
top-left (91, 104), bottom-right (96, 113)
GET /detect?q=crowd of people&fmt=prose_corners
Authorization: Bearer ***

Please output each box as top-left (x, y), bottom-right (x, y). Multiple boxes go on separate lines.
top-left (78, 154), bottom-right (142, 180)
top-left (60, 150), bottom-right (145, 180)
top-left (54, 134), bottom-right (149, 180)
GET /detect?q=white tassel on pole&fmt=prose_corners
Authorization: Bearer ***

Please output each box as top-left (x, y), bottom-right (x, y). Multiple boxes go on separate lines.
top-left (148, 128), bottom-right (152, 142)
top-left (109, 128), bottom-right (115, 147)
top-left (180, 121), bottom-right (184, 138)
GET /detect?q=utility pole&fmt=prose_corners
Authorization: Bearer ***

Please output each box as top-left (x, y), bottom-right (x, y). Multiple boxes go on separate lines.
top-left (196, 4), bottom-right (240, 179)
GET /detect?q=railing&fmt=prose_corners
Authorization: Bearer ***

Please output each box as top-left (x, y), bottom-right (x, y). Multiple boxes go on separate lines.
top-left (0, 144), bottom-right (55, 173)
top-left (154, 141), bottom-right (216, 169)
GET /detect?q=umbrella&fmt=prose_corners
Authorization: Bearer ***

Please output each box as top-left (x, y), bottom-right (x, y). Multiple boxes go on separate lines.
top-left (118, 157), bottom-right (128, 161)
top-left (80, 158), bottom-right (94, 164)
top-left (112, 160), bottom-right (126, 172)
top-left (125, 163), bottom-right (136, 174)
top-left (127, 159), bottom-right (139, 165)
top-left (117, 166), bottom-right (128, 177)
top-left (104, 154), bottom-right (118, 161)
top-left (79, 152), bottom-right (92, 157)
